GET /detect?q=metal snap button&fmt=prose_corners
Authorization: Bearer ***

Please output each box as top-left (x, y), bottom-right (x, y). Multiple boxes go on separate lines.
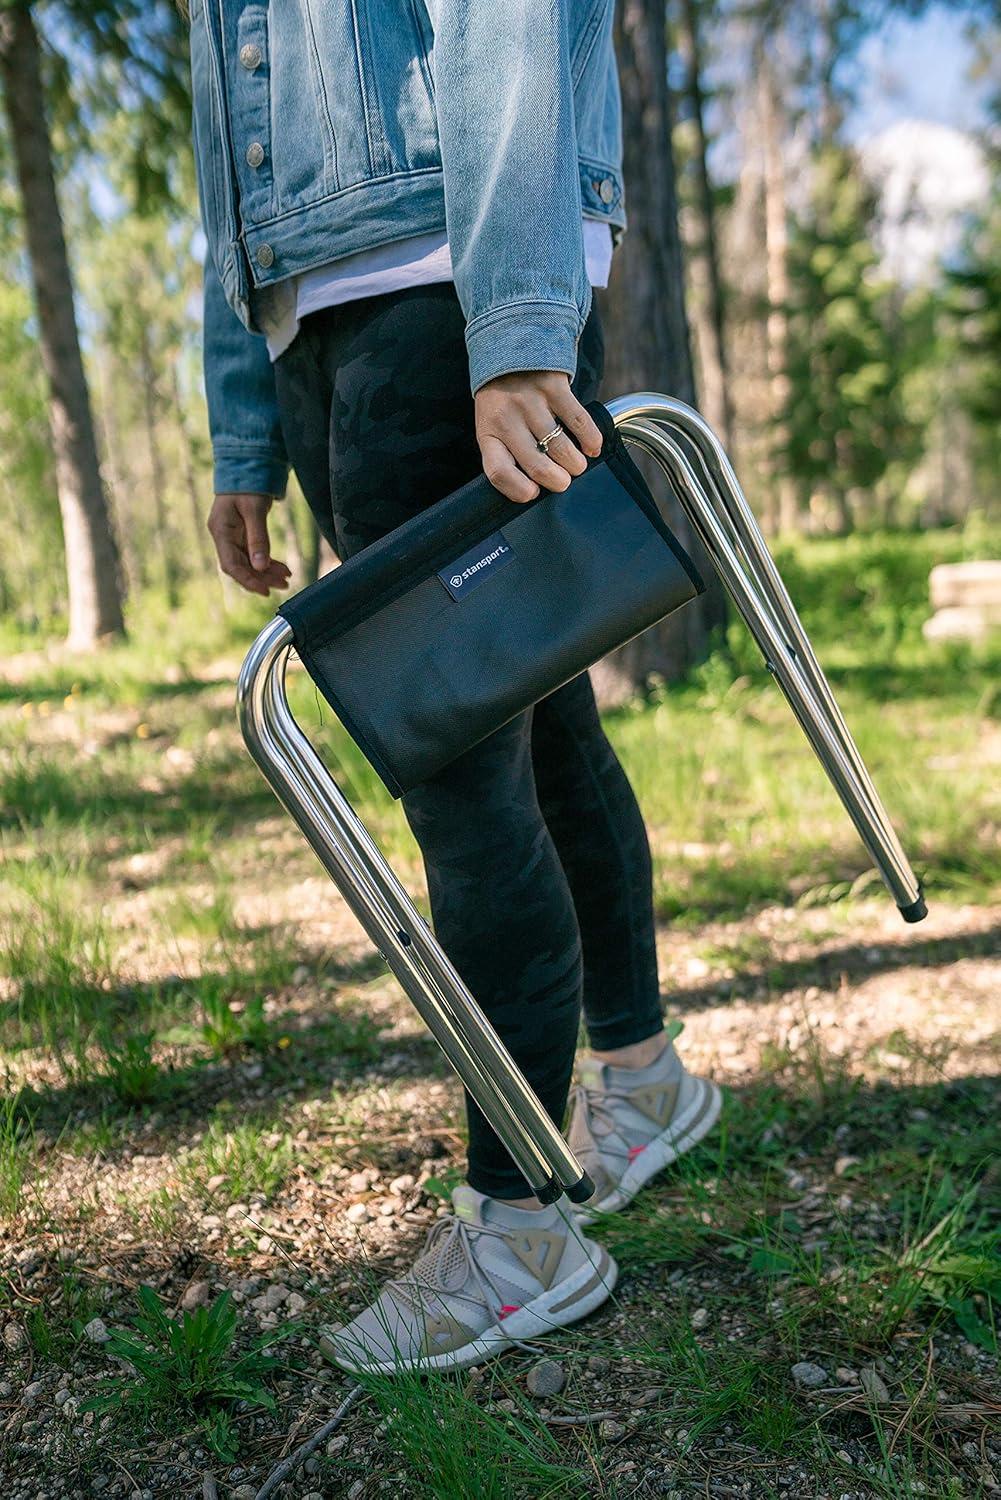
top-left (598, 177), bottom-right (615, 205)
top-left (246, 141), bottom-right (265, 168)
top-left (255, 244), bottom-right (275, 269)
top-left (239, 42), bottom-right (262, 70)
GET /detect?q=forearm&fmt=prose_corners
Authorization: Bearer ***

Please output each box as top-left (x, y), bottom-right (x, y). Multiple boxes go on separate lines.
top-left (425, 0), bottom-right (590, 392)
top-left (203, 258), bottom-right (290, 497)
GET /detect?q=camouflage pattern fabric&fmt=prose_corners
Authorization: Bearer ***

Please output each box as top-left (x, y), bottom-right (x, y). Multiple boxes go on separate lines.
top-left (273, 283), bottom-right (664, 1198)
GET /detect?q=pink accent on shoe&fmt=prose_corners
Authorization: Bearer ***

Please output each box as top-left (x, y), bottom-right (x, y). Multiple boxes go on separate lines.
top-left (497, 1304), bottom-right (521, 1320)
top-left (627, 1144), bottom-right (647, 1161)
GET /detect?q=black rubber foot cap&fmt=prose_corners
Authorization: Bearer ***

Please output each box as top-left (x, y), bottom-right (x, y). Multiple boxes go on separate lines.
top-left (535, 1175), bottom-right (563, 1207)
top-left (899, 889), bottom-right (928, 924)
top-left (564, 1171), bottom-right (596, 1205)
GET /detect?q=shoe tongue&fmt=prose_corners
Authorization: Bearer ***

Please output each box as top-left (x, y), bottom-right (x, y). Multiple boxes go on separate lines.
top-left (451, 1184), bottom-right (490, 1227)
top-left (578, 1057), bottom-right (610, 1090)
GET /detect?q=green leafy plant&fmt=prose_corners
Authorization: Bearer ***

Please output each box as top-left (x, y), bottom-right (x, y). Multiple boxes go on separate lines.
top-left (84, 1286), bottom-right (286, 1459)
top-left (98, 1030), bottom-right (162, 1107)
top-left (0, 1092), bottom-right (32, 1219)
top-left (199, 983), bottom-right (271, 1057)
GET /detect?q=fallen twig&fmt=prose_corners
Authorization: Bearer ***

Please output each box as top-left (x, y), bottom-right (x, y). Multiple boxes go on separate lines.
top-left (254, 1383), bottom-right (365, 1500)
top-left (545, 1409), bottom-right (617, 1427)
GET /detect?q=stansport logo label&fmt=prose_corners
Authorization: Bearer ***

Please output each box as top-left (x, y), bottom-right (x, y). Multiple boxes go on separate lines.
top-left (438, 531), bottom-right (514, 601)
top-left (450, 541), bottom-right (509, 589)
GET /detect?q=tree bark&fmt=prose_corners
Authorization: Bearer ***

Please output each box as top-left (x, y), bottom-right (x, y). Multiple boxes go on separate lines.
top-left (169, 361), bottom-right (214, 574)
top-left (138, 319), bottom-right (180, 607)
top-left (758, 45), bottom-right (800, 535)
top-left (677, 0), bottom-right (735, 455)
top-left (0, 4), bottom-right (125, 646)
top-left (594, 0), bottom-right (727, 706)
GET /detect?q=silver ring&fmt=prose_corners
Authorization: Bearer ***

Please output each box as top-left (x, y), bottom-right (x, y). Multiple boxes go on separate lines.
top-left (536, 423), bottom-right (565, 455)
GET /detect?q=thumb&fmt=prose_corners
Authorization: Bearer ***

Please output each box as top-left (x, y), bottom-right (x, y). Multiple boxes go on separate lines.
top-left (237, 495), bottom-right (272, 571)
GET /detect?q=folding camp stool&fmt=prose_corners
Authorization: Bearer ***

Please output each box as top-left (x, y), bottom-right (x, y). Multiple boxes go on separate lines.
top-left (237, 392), bottom-right (926, 1207)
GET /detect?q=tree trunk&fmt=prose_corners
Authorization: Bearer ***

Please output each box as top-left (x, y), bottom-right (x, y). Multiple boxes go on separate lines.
top-left (677, 0), bottom-right (735, 455)
top-left (0, 4), bottom-right (124, 647)
top-left (169, 361), bottom-right (214, 573)
top-left (138, 319), bottom-right (180, 607)
top-left (593, 0), bottom-right (727, 707)
top-left (758, 46), bottom-right (800, 535)
top-left (278, 495), bottom-right (306, 586)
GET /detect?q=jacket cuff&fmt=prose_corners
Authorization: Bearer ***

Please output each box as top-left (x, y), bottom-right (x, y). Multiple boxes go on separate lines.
top-left (466, 295), bottom-right (591, 395)
top-left (212, 445), bottom-right (290, 498)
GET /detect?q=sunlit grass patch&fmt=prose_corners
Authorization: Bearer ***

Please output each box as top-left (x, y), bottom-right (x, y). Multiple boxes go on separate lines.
top-left (179, 1114), bottom-right (296, 1204)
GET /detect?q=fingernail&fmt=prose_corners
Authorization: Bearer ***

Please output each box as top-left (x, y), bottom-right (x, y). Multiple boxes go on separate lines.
top-left (252, 552), bottom-right (268, 569)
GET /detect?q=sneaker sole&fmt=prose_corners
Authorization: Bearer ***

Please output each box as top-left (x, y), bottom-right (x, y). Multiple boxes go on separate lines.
top-left (575, 1075), bottom-right (723, 1220)
top-left (320, 1243), bottom-right (618, 1377)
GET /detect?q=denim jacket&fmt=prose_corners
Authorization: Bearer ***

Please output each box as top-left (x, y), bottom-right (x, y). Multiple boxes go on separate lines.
top-left (190, 0), bottom-right (625, 495)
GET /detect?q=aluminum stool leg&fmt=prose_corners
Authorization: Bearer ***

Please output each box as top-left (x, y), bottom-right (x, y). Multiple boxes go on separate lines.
top-left (606, 394), bottom-right (925, 922)
top-left (237, 617), bottom-right (593, 1205)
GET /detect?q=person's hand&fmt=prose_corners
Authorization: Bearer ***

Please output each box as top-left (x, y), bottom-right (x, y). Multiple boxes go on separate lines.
top-left (207, 492), bottom-right (291, 597)
top-left (474, 371), bottom-right (604, 503)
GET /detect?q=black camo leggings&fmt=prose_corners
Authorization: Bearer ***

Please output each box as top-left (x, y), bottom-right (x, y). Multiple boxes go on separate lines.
top-left (273, 282), bottom-right (664, 1198)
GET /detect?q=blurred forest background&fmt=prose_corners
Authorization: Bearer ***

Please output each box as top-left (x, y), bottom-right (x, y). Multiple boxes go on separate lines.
top-left (0, 0), bottom-right (997, 650)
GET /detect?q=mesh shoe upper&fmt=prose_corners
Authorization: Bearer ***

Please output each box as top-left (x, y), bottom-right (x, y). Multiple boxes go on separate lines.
top-left (567, 1042), bottom-right (688, 1200)
top-left (324, 1185), bottom-right (597, 1368)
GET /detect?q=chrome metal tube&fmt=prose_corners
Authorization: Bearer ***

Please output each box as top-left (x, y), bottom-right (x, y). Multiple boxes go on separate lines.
top-left (237, 617), bottom-right (589, 1202)
top-left (606, 394), bottom-right (924, 920)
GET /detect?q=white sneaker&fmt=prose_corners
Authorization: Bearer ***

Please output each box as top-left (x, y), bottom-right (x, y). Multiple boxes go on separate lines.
top-left (319, 1184), bottom-right (617, 1375)
top-left (568, 1040), bottom-right (722, 1218)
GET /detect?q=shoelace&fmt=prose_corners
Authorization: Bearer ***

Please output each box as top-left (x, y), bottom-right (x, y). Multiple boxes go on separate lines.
top-left (387, 1213), bottom-right (515, 1320)
top-left (569, 1080), bottom-right (640, 1164)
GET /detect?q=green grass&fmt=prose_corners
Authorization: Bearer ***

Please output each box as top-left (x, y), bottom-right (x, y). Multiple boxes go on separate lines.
top-left (0, 526), bottom-right (998, 1494)
top-left (84, 1285), bottom-right (288, 1462)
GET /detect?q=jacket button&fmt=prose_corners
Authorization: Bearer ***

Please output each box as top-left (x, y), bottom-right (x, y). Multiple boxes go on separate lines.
top-left (246, 141), bottom-right (265, 168)
top-left (598, 177), bottom-right (616, 205)
top-left (239, 42), bottom-right (262, 70)
top-left (255, 244), bottom-right (275, 269)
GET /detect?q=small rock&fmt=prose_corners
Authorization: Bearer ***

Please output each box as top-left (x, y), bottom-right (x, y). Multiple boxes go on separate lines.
top-left (588, 1355), bottom-right (611, 1375)
top-left (526, 1359), bottom-right (565, 1398)
top-left (599, 1419), bottom-right (626, 1442)
top-left (389, 1174), bottom-right (416, 1196)
top-left (346, 1202), bottom-right (370, 1225)
top-left (834, 1156), bottom-right (860, 1177)
top-left (791, 1361), bottom-right (828, 1389)
top-left (285, 1292), bottom-right (308, 1317)
top-left (785, 1171), bottom-right (809, 1192)
top-left (22, 1381), bottom-right (44, 1403)
top-left (835, 1366), bottom-right (859, 1385)
top-left (225, 1202), bottom-right (249, 1221)
top-left (180, 1281), bottom-right (210, 1312)
top-left (231, 1488), bottom-right (256, 1500)
top-left (83, 1317), bottom-right (110, 1345)
top-left (836, 1450), bottom-right (854, 1465)
top-left (859, 1365), bottom-right (890, 1402)
top-left (302, 1493), bottom-right (323, 1499)
top-left (348, 1483), bottom-right (365, 1499)
top-left (2, 1324), bottom-right (25, 1353)
top-left (347, 1171), bottom-right (370, 1194)
top-left (205, 1174), bottom-right (227, 1194)
top-left (690, 1307), bottom-right (710, 1331)
top-left (251, 1284), bottom-right (290, 1314)
top-left (54, 1389), bottom-right (72, 1408)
